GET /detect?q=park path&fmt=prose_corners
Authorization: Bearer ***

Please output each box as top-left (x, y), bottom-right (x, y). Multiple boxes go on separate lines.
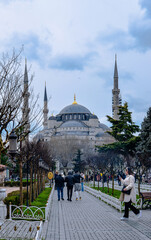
top-left (42, 188), bottom-right (151, 240)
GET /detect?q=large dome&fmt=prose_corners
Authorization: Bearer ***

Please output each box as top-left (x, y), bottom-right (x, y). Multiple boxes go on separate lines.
top-left (59, 103), bottom-right (91, 114)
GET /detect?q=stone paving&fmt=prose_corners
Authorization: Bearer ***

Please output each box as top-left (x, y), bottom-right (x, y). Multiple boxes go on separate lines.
top-left (0, 186), bottom-right (26, 196)
top-left (42, 188), bottom-right (151, 240)
top-left (0, 219), bottom-right (40, 239)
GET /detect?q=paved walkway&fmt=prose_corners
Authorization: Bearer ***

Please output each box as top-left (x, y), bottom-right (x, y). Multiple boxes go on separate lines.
top-left (0, 219), bottom-right (40, 239)
top-left (42, 188), bottom-right (151, 240)
top-left (0, 186), bottom-right (26, 196)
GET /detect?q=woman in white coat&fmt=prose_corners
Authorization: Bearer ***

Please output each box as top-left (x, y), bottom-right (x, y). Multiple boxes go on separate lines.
top-left (119, 167), bottom-right (141, 220)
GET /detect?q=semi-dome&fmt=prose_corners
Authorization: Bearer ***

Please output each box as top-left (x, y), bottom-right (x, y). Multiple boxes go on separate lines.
top-left (59, 104), bottom-right (91, 115)
top-left (99, 123), bottom-right (110, 131)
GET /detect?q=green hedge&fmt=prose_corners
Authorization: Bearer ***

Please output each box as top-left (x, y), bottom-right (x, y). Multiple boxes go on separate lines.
top-left (31, 188), bottom-right (51, 208)
top-left (3, 190), bottom-right (28, 218)
top-left (4, 181), bottom-right (31, 187)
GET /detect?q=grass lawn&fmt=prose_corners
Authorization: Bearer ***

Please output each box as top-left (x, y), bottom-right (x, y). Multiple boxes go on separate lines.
top-left (31, 187), bottom-right (51, 208)
top-left (12, 187), bottom-right (52, 220)
top-left (92, 187), bottom-right (121, 198)
top-left (92, 186), bottom-right (140, 200)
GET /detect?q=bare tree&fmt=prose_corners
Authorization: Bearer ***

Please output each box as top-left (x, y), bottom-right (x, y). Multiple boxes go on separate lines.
top-left (0, 49), bottom-right (43, 154)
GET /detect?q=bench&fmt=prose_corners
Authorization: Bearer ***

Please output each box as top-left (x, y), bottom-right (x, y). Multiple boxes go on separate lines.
top-left (140, 192), bottom-right (151, 209)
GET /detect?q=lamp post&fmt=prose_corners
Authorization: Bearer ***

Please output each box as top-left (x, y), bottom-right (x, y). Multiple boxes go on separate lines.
top-left (26, 159), bottom-right (29, 206)
top-left (39, 157), bottom-right (43, 193)
top-left (8, 130), bottom-right (17, 158)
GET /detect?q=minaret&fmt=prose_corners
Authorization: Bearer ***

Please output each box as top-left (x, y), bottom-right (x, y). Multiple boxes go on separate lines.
top-left (43, 82), bottom-right (48, 129)
top-left (22, 59), bottom-right (30, 139)
top-left (112, 55), bottom-right (121, 120)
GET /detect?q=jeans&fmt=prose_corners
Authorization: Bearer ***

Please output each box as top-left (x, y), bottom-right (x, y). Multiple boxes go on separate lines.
top-left (124, 200), bottom-right (139, 218)
top-left (57, 187), bottom-right (63, 200)
top-left (81, 182), bottom-right (84, 191)
top-left (67, 186), bottom-right (73, 200)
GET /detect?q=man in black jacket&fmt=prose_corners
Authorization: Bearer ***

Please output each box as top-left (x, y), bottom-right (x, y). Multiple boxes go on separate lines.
top-left (55, 173), bottom-right (64, 201)
top-left (65, 171), bottom-right (74, 201)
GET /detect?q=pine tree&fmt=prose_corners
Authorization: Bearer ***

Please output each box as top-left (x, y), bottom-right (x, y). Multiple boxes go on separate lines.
top-left (107, 102), bottom-right (139, 142)
top-left (97, 102), bottom-right (140, 164)
top-left (136, 107), bottom-right (151, 170)
top-left (73, 149), bottom-right (85, 172)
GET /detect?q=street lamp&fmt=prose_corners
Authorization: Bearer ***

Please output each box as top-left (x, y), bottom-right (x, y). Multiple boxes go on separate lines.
top-left (8, 130), bottom-right (17, 158)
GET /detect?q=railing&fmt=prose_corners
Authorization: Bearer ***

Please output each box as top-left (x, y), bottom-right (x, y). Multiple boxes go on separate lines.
top-left (9, 204), bottom-right (45, 221)
top-left (85, 185), bottom-right (141, 212)
top-left (35, 220), bottom-right (43, 240)
top-left (9, 184), bottom-right (55, 222)
top-left (45, 183), bottom-right (55, 221)
top-left (87, 181), bottom-right (151, 194)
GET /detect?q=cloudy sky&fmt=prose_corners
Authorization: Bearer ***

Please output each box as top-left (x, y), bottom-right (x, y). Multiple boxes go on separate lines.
top-left (0, 0), bottom-right (151, 128)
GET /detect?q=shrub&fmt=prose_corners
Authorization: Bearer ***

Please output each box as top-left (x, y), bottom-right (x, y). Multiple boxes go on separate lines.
top-left (4, 181), bottom-right (31, 187)
top-left (3, 190), bottom-right (28, 218)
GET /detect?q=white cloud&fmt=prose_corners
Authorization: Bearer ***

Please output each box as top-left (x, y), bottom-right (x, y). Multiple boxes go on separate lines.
top-left (0, 0), bottom-right (150, 127)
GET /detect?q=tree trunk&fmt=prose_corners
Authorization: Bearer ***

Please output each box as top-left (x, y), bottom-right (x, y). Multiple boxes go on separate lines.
top-left (138, 176), bottom-right (140, 196)
top-left (37, 167), bottom-right (40, 195)
top-left (34, 165), bottom-right (36, 200)
top-left (93, 171), bottom-right (95, 188)
top-left (40, 169), bottom-right (42, 193)
top-left (107, 175), bottom-right (109, 193)
top-left (98, 179), bottom-right (99, 190)
top-left (0, 149), bottom-right (1, 164)
top-left (112, 174), bottom-right (114, 196)
top-left (19, 159), bottom-right (23, 205)
top-left (29, 161), bottom-right (33, 205)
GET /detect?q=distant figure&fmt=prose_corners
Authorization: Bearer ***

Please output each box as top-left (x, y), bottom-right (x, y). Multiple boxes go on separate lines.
top-left (74, 171), bottom-right (83, 200)
top-left (65, 171), bottom-right (74, 201)
top-left (55, 172), bottom-right (64, 201)
top-left (54, 171), bottom-right (59, 190)
top-left (119, 167), bottom-right (142, 220)
top-left (81, 173), bottom-right (85, 192)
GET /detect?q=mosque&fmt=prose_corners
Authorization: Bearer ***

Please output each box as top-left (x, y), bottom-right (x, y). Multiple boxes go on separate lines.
top-left (34, 56), bottom-right (121, 169)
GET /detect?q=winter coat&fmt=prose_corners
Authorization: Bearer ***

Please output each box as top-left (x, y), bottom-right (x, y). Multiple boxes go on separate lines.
top-left (74, 174), bottom-right (82, 183)
top-left (65, 175), bottom-right (74, 187)
top-left (55, 175), bottom-right (64, 188)
top-left (119, 174), bottom-right (136, 203)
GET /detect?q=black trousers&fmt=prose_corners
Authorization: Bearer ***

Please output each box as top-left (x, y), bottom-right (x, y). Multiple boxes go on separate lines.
top-left (67, 186), bottom-right (73, 200)
top-left (124, 200), bottom-right (139, 218)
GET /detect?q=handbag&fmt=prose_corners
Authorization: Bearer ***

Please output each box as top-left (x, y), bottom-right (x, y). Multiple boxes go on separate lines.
top-left (121, 185), bottom-right (131, 195)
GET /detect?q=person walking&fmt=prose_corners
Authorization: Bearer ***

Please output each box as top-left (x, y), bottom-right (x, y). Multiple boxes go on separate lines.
top-left (74, 171), bottom-right (83, 200)
top-left (65, 171), bottom-right (74, 201)
top-left (119, 167), bottom-right (142, 220)
top-left (81, 173), bottom-right (85, 192)
top-left (55, 172), bottom-right (64, 201)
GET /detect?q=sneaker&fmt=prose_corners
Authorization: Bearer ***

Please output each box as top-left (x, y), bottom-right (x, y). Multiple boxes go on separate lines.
top-left (76, 198), bottom-right (78, 201)
top-left (79, 197), bottom-right (82, 200)
top-left (137, 210), bottom-right (142, 219)
top-left (120, 217), bottom-right (128, 221)
top-left (61, 198), bottom-right (64, 200)
top-left (70, 199), bottom-right (72, 201)
top-left (58, 199), bottom-right (60, 201)
top-left (67, 199), bottom-right (69, 201)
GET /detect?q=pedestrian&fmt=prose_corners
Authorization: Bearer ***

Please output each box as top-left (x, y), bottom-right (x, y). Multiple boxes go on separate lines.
top-left (54, 171), bottom-right (59, 190)
top-left (119, 167), bottom-right (142, 220)
top-left (81, 173), bottom-right (85, 192)
top-left (55, 172), bottom-right (64, 201)
top-left (74, 171), bottom-right (83, 200)
top-left (65, 171), bottom-right (74, 201)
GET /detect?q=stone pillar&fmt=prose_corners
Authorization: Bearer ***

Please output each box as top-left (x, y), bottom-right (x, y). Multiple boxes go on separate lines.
top-left (0, 189), bottom-right (7, 224)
